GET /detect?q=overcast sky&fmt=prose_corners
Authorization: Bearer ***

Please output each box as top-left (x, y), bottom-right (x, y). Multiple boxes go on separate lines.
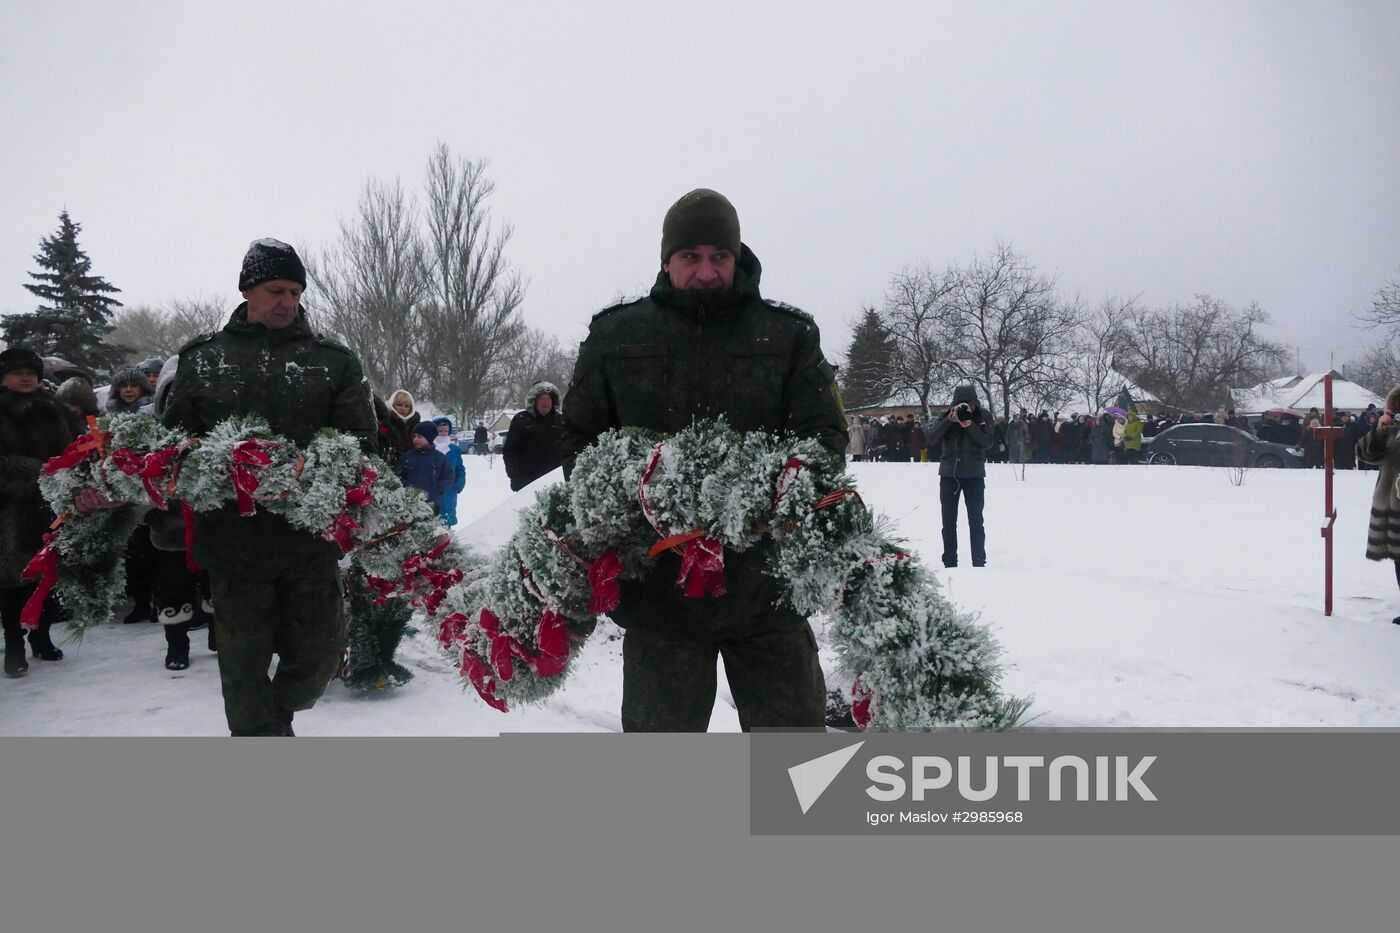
top-left (3, 0), bottom-right (1397, 372)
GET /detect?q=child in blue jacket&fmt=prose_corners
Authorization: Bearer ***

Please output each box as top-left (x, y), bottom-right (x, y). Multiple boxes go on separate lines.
top-left (396, 422), bottom-right (452, 514)
top-left (432, 417), bottom-right (467, 527)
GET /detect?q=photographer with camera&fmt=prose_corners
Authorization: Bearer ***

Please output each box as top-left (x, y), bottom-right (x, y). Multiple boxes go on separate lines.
top-left (925, 385), bottom-right (993, 568)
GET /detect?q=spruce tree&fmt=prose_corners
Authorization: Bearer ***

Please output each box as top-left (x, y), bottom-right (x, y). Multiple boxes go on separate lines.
top-left (840, 307), bottom-right (897, 408)
top-left (3, 210), bottom-right (125, 373)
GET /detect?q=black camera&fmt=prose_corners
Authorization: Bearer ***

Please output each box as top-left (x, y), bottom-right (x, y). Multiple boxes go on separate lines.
top-left (956, 403), bottom-right (972, 420)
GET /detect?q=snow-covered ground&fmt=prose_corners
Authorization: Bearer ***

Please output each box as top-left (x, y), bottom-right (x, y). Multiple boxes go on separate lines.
top-left (5, 453), bottom-right (1399, 734)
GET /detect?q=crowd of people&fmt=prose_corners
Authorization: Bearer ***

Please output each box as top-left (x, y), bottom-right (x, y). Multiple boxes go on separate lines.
top-left (4, 195), bottom-right (1398, 739)
top-left (846, 403), bottom-right (1383, 470)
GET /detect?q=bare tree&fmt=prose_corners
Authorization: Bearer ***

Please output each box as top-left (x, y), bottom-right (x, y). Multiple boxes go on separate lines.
top-left (491, 326), bottom-right (578, 413)
top-left (305, 176), bottom-right (431, 400)
top-left (107, 293), bottom-right (228, 362)
top-left (1356, 272), bottom-right (1400, 332)
top-left (881, 265), bottom-right (954, 413)
top-left (420, 142), bottom-right (526, 417)
top-left (1344, 341), bottom-right (1400, 398)
top-left (1115, 295), bottom-right (1289, 411)
top-left (1064, 296), bottom-right (1137, 414)
top-left (939, 244), bottom-right (1080, 420)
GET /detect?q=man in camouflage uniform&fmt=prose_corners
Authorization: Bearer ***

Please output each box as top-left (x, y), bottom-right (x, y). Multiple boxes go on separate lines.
top-left (163, 239), bottom-right (377, 735)
top-left (561, 189), bottom-right (847, 732)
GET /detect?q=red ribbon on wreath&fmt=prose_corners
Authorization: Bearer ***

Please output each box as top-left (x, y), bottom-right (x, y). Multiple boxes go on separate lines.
top-left (346, 464), bottom-right (377, 509)
top-left (587, 551), bottom-right (622, 614)
top-left (401, 538), bottom-right (461, 613)
top-left (111, 445), bottom-right (181, 510)
top-left (363, 574), bottom-right (400, 605)
top-left (436, 612), bottom-right (469, 650)
top-left (460, 650), bottom-right (509, 713)
top-left (230, 438), bottom-right (279, 517)
top-left (477, 607), bottom-right (522, 682)
top-left (676, 534), bottom-right (726, 598)
top-left (851, 675), bottom-right (873, 730)
top-left (19, 531), bottom-right (61, 630)
top-left (475, 605), bottom-right (571, 684)
top-left (43, 417), bottom-right (107, 476)
top-left (365, 541), bottom-right (461, 611)
top-left (528, 608), bottom-right (570, 677)
top-left (639, 444), bottom-right (727, 598)
top-left (771, 456), bottom-right (805, 516)
top-left (324, 511), bottom-right (361, 555)
top-left (322, 463), bottom-right (379, 554)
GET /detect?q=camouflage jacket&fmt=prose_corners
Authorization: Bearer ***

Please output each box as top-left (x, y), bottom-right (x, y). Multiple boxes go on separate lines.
top-left (560, 245), bottom-right (847, 465)
top-left (559, 245), bottom-right (847, 632)
top-left (162, 303), bottom-right (377, 567)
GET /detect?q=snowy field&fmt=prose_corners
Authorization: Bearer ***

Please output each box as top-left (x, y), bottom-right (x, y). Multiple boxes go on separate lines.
top-left (5, 453), bottom-right (1399, 735)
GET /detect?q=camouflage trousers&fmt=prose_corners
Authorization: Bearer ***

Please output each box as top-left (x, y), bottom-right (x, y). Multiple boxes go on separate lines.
top-left (207, 552), bottom-right (346, 736)
top-left (621, 622), bottom-right (827, 733)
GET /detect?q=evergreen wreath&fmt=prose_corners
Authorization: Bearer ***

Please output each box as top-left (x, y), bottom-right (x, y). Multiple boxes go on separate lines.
top-left (437, 418), bottom-right (1029, 730)
top-left (28, 414), bottom-right (1028, 730)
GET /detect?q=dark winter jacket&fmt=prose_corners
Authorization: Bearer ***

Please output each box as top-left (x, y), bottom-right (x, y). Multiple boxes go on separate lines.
top-left (908, 422), bottom-right (927, 460)
top-left (1092, 419), bottom-right (1114, 464)
top-left (161, 302), bottom-right (377, 570)
top-left (0, 387), bottom-right (83, 588)
top-left (396, 446), bottom-right (453, 504)
top-left (1339, 420), bottom-right (1361, 469)
top-left (473, 424), bottom-right (489, 445)
top-left (385, 390), bottom-right (421, 458)
top-left (924, 386), bottom-right (993, 478)
top-left (559, 244), bottom-right (847, 634)
top-left (504, 382), bottom-right (565, 492)
top-left (1030, 416), bottom-right (1053, 459)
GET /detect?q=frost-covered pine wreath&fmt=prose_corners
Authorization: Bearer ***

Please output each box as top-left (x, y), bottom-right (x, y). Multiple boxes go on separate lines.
top-left (29, 414), bottom-right (1027, 730)
top-left (438, 419), bottom-right (1029, 730)
top-left (25, 412), bottom-right (471, 649)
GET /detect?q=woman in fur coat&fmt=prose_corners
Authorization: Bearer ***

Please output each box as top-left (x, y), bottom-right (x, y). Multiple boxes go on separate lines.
top-left (1357, 385), bottom-right (1400, 624)
top-left (0, 348), bottom-right (84, 676)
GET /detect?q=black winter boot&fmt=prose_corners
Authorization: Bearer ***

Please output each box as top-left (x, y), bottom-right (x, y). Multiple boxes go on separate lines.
top-left (164, 623), bottom-right (190, 671)
top-left (4, 634), bottom-right (27, 677)
top-left (276, 706), bottom-right (295, 737)
top-left (123, 588), bottom-right (154, 624)
top-left (28, 628), bottom-right (63, 661)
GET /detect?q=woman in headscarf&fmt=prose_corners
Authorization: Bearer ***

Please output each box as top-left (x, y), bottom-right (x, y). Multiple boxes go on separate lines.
top-left (385, 389), bottom-right (421, 458)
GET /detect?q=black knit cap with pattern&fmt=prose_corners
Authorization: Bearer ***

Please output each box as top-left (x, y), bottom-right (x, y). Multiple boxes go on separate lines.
top-left (660, 189), bottom-right (741, 263)
top-left (239, 237), bottom-right (307, 292)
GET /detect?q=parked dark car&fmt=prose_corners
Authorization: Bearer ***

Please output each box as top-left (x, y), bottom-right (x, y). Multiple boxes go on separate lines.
top-left (1141, 423), bottom-right (1302, 468)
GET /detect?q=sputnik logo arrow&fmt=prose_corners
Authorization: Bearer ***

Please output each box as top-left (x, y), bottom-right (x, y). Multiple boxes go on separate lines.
top-left (787, 741), bottom-right (866, 814)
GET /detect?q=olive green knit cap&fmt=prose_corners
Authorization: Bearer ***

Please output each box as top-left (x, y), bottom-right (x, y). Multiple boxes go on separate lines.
top-left (661, 188), bottom-right (741, 263)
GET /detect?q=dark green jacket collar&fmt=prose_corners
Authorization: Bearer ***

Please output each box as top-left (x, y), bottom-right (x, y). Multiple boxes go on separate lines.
top-left (221, 302), bottom-right (315, 343)
top-left (648, 243), bottom-right (763, 317)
